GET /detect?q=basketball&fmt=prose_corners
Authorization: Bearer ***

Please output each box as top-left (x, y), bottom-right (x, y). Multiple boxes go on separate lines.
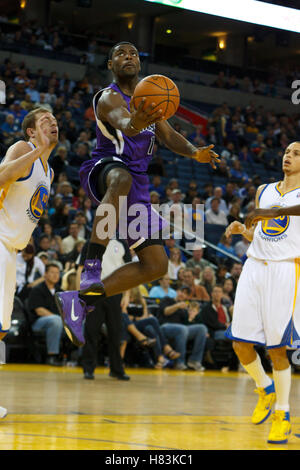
top-left (132, 74), bottom-right (180, 120)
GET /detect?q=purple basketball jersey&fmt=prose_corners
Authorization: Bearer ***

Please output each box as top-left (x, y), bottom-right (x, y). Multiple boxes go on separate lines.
top-left (79, 81), bottom-right (168, 248)
top-left (91, 82), bottom-right (156, 173)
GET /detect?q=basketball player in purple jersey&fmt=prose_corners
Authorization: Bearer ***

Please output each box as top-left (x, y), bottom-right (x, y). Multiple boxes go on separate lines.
top-left (55, 42), bottom-right (219, 347)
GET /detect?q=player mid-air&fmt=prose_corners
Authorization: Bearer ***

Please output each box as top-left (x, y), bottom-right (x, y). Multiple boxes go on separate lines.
top-left (0, 107), bottom-right (58, 418)
top-left (55, 41), bottom-right (219, 347)
top-left (225, 141), bottom-right (300, 444)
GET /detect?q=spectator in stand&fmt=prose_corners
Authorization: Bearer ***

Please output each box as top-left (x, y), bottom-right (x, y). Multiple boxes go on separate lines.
top-left (57, 130), bottom-right (71, 152)
top-left (55, 181), bottom-right (74, 206)
top-left (61, 222), bottom-right (85, 255)
top-left (214, 158), bottom-right (231, 179)
top-left (1, 114), bottom-right (22, 145)
top-left (217, 233), bottom-right (237, 260)
top-left (183, 181), bottom-right (199, 204)
top-left (50, 146), bottom-right (68, 181)
top-left (8, 100), bottom-right (28, 124)
top-left (25, 79), bottom-right (40, 103)
top-left (223, 181), bottom-right (237, 206)
top-left (238, 145), bottom-right (254, 164)
top-left (200, 285), bottom-right (232, 341)
top-left (150, 191), bottom-right (160, 205)
top-left (189, 124), bottom-right (206, 145)
top-left (182, 268), bottom-right (210, 301)
top-left (149, 275), bottom-right (177, 299)
top-left (27, 263), bottom-right (64, 366)
top-left (122, 287), bottom-right (180, 369)
top-left (230, 160), bottom-right (249, 183)
top-left (227, 202), bottom-right (243, 225)
top-left (221, 278), bottom-right (234, 309)
top-left (69, 142), bottom-right (90, 169)
top-left (205, 186), bottom-right (228, 214)
top-left (216, 264), bottom-right (229, 285)
top-left (211, 71), bottom-right (227, 89)
top-left (199, 266), bottom-right (216, 298)
top-left (228, 262), bottom-right (243, 293)
top-left (241, 184), bottom-right (256, 211)
top-left (42, 222), bottom-right (63, 256)
top-left (234, 235), bottom-right (250, 259)
top-left (158, 286), bottom-right (208, 370)
top-left (74, 211), bottom-right (92, 240)
top-left (16, 244), bottom-right (45, 302)
top-left (149, 174), bottom-right (165, 200)
top-left (220, 141), bottom-right (238, 162)
top-left (186, 246), bottom-right (210, 272)
top-left (205, 198), bottom-right (228, 226)
top-left (226, 75), bottom-right (239, 91)
top-left (206, 126), bottom-right (218, 146)
top-left (49, 200), bottom-right (70, 231)
top-left (168, 247), bottom-right (186, 282)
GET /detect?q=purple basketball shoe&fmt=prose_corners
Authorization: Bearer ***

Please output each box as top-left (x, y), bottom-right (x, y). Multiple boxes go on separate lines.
top-left (55, 291), bottom-right (90, 347)
top-left (79, 259), bottom-right (105, 295)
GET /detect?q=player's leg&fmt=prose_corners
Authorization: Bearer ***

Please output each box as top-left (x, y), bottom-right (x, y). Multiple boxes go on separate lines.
top-left (100, 243), bottom-right (168, 297)
top-left (80, 163), bottom-right (133, 294)
top-left (233, 341), bottom-right (275, 424)
top-left (266, 346), bottom-right (291, 444)
top-left (0, 241), bottom-right (17, 419)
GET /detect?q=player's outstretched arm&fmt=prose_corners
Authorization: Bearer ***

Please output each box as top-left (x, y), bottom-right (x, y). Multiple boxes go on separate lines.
top-left (0, 142), bottom-right (48, 187)
top-left (97, 89), bottom-right (163, 137)
top-left (245, 204), bottom-right (300, 229)
top-left (155, 120), bottom-right (220, 168)
top-left (0, 114), bottom-right (52, 187)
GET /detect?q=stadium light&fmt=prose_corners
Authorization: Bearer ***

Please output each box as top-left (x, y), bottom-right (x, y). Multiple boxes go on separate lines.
top-left (144, 0), bottom-right (300, 34)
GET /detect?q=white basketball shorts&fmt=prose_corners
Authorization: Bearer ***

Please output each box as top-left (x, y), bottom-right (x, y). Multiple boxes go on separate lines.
top-left (0, 240), bottom-right (17, 332)
top-left (226, 256), bottom-right (300, 348)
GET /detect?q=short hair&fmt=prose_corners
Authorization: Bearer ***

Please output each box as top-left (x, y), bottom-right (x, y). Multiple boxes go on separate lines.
top-left (45, 263), bottom-right (60, 272)
top-left (108, 41), bottom-right (137, 60)
top-left (21, 107), bottom-right (51, 141)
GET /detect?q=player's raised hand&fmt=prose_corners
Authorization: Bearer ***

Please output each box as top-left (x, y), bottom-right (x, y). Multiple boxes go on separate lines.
top-left (193, 144), bottom-right (220, 169)
top-left (245, 208), bottom-right (279, 230)
top-left (129, 98), bottom-right (164, 131)
top-left (225, 221), bottom-right (246, 238)
top-left (35, 115), bottom-right (50, 148)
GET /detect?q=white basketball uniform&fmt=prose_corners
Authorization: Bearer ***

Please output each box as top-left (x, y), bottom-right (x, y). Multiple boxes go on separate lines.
top-left (0, 142), bottom-right (52, 332)
top-left (227, 181), bottom-right (300, 348)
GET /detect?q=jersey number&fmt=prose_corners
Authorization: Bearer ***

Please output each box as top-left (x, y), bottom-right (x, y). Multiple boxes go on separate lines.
top-left (147, 136), bottom-right (155, 155)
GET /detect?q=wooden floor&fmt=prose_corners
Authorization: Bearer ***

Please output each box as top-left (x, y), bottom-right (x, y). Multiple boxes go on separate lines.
top-left (1, 364), bottom-right (300, 450)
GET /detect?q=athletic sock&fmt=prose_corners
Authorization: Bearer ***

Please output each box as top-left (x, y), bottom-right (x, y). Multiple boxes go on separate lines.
top-left (86, 242), bottom-right (106, 261)
top-left (273, 366), bottom-right (291, 412)
top-left (242, 354), bottom-right (273, 389)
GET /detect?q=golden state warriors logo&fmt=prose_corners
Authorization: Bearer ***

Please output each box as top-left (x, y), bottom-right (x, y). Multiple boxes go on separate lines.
top-left (261, 206), bottom-right (290, 237)
top-left (29, 184), bottom-right (49, 220)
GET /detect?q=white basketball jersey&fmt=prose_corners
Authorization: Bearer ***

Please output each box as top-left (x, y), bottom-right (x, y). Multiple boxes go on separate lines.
top-left (247, 181), bottom-right (300, 261)
top-left (0, 141), bottom-right (52, 250)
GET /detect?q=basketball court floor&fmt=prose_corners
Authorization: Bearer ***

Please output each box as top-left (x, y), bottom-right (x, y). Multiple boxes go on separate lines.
top-left (1, 365), bottom-right (300, 450)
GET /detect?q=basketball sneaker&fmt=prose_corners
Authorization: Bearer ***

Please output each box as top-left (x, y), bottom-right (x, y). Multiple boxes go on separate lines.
top-left (79, 259), bottom-right (105, 295)
top-left (55, 291), bottom-right (92, 347)
top-left (252, 381), bottom-right (276, 424)
top-left (267, 410), bottom-right (291, 444)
